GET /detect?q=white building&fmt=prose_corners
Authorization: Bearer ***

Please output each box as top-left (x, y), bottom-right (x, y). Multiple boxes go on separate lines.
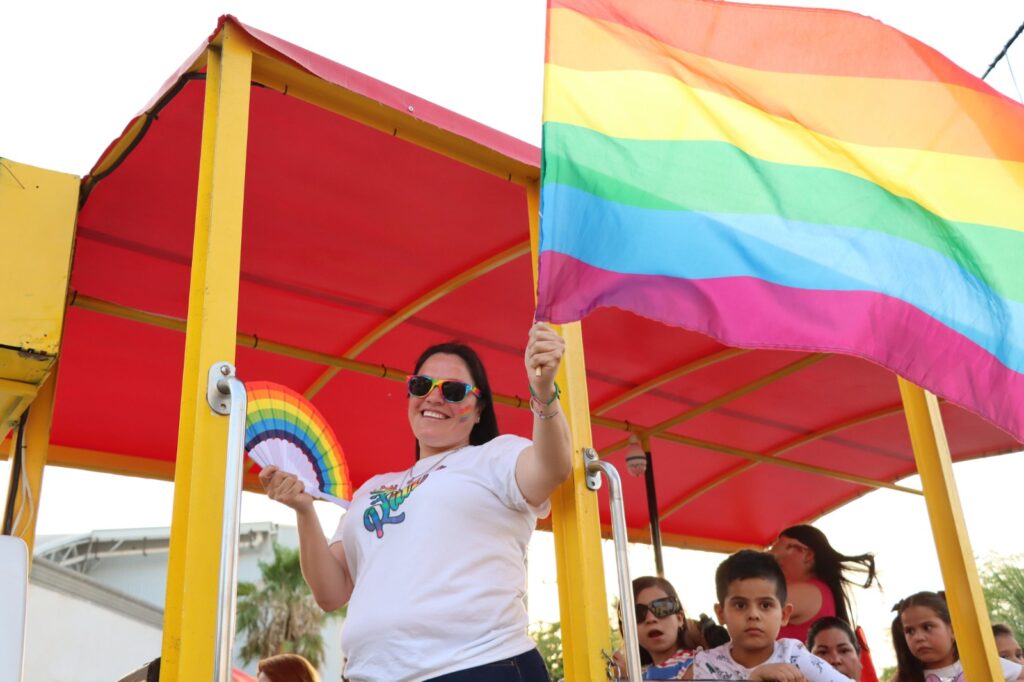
top-left (25, 523), bottom-right (344, 681)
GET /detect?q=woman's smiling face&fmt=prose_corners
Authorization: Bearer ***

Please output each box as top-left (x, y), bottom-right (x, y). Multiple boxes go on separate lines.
top-left (407, 353), bottom-right (481, 458)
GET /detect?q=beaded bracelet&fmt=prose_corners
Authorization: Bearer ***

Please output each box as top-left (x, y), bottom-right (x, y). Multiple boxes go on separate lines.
top-left (530, 395), bottom-right (561, 420)
top-left (528, 381), bottom-right (561, 406)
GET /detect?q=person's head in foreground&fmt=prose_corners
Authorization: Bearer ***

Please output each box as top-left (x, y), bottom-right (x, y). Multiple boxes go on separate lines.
top-left (995, 623), bottom-right (1024, 665)
top-left (257, 653), bottom-right (320, 682)
top-left (808, 616), bottom-right (863, 680)
top-left (713, 549), bottom-right (793, 668)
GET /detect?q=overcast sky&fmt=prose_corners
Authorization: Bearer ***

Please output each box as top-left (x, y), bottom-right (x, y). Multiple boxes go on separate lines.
top-left (2, 0), bottom-right (1023, 675)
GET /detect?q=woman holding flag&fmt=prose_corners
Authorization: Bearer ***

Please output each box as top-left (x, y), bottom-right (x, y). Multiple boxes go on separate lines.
top-left (260, 322), bottom-right (571, 682)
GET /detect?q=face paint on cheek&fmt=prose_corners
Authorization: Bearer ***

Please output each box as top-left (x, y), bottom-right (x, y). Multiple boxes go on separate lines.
top-left (455, 402), bottom-right (476, 423)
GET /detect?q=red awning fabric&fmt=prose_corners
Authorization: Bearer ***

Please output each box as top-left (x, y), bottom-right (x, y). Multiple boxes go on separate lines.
top-left (53, 16), bottom-right (1020, 551)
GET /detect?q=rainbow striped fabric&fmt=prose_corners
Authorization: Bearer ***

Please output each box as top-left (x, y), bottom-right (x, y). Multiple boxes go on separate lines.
top-left (536, 0), bottom-right (1024, 441)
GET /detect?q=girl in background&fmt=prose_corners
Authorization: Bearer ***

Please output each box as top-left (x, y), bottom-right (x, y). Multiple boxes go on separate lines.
top-left (891, 591), bottom-right (1024, 681)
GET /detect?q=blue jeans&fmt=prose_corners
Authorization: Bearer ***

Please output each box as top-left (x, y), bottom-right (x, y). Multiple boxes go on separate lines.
top-left (425, 649), bottom-right (551, 682)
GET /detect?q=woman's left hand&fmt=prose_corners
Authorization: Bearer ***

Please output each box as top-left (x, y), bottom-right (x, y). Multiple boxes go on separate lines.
top-left (525, 322), bottom-right (565, 400)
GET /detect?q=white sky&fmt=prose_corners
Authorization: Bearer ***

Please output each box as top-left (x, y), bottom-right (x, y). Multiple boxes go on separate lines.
top-left (2, 0), bottom-right (1023, 674)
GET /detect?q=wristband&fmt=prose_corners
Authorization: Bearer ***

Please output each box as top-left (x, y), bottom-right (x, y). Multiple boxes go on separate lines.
top-left (528, 381), bottom-right (561, 406)
top-left (530, 396), bottom-right (561, 420)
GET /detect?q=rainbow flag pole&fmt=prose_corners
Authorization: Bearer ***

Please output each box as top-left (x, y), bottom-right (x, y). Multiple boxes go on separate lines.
top-left (536, 0), bottom-right (1024, 446)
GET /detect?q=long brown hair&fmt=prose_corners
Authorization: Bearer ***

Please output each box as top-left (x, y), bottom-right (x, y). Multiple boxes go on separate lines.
top-left (257, 654), bottom-right (320, 682)
top-left (412, 342), bottom-right (499, 459)
top-left (779, 524), bottom-right (876, 624)
top-left (631, 576), bottom-right (703, 665)
top-left (890, 591), bottom-right (956, 682)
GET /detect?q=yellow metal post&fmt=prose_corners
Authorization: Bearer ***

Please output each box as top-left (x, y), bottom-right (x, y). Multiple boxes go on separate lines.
top-left (5, 370), bottom-right (57, 558)
top-left (897, 378), bottom-right (1002, 681)
top-left (160, 23), bottom-right (252, 682)
top-left (527, 181), bottom-right (612, 680)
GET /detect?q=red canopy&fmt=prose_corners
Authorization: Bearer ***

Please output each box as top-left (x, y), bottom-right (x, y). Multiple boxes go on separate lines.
top-left (52, 16), bottom-right (1019, 551)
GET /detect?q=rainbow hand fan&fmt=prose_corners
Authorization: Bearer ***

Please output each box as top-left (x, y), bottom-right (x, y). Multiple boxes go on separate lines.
top-left (244, 381), bottom-right (352, 508)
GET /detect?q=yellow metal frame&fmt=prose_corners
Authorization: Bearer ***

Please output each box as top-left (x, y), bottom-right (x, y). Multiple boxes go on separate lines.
top-left (527, 180), bottom-right (612, 680)
top-left (45, 17), bottom-right (1003, 680)
top-left (898, 378), bottom-right (1003, 681)
top-left (598, 353), bottom-right (828, 457)
top-left (6, 371), bottom-right (57, 559)
top-left (592, 347), bottom-right (750, 415)
top-left (160, 23), bottom-right (253, 681)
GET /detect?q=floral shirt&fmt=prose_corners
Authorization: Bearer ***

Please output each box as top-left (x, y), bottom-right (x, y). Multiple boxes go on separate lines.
top-left (691, 639), bottom-right (853, 681)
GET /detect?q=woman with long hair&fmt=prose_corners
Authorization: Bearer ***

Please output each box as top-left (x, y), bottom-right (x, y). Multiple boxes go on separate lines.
top-left (260, 323), bottom-right (572, 681)
top-left (769, 525), bottom-right (876, 641)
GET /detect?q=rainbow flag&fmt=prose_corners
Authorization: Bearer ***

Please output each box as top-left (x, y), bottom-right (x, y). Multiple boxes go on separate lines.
top-left (536, 0), bottom-right (1024, 442)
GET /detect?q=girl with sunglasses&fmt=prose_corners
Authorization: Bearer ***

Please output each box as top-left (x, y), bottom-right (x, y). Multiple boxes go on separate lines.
top-left (614, 576), bottom-right (718, 680)
top-left (260, 323), bottom-right (571, 682)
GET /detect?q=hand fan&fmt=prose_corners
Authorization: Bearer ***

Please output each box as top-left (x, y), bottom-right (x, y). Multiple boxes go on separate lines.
top-left (244, 381), bottom-right (352, 508)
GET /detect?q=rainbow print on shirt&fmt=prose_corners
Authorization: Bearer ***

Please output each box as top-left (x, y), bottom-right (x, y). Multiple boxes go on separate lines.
top-left (362, 468), bottom-right (443, 539)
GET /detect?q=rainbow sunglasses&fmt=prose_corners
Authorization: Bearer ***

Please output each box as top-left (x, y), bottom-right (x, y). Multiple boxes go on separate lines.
top-left (407, 375), bottom-right (481, 403)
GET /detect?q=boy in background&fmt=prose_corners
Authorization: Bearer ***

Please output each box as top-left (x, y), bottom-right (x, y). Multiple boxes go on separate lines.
top-left (685, 550), bottom-right (853, 681)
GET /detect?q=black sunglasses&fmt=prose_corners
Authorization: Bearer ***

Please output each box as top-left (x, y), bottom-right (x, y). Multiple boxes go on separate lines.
top-left (407, 375), bottom-right (482, 404)
top-left (635, 597), bottom-right (681, 622)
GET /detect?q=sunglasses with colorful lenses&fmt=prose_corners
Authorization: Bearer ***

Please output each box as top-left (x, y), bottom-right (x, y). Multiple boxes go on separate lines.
top-left (635, 597), bottom-right (681, 622)
top-left (407, 375), bottom-right (481, 403)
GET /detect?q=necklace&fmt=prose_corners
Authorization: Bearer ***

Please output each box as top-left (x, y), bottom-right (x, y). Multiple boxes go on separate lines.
top-left (398, 444), bottom-right (465, 490)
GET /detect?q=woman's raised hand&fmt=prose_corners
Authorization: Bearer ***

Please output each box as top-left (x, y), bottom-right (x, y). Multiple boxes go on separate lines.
top-left (525, 322), bottom-right (565, 400)
top-left (259, 465), bottom-right (314, 511)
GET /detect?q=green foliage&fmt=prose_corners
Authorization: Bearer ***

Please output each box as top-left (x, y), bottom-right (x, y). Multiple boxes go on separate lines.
top-left (880, 664), bottom-right (897, 682)
top-left (982, 555), bottom-right (1024, 638)
top-left (236, 543), bottom-right (342, 668)
top-left (530, 620), bottom-right (564, 681)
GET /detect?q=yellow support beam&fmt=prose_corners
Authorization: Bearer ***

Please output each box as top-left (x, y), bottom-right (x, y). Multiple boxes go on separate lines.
top-left (303, 240), bottom-right (531, 399)
top-left (0, 159), bottom-right (77, 441)
top-left (527, 181), bottom-right (611, 681)
top-left (160, 23), bottom-right (253, 682)
top-left (897, 378), bottom-right (1002, 682)
top-left (5, 370), bottom-right (57, 560)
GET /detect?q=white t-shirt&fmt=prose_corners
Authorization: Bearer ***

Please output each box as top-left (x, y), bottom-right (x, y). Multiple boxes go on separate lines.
top-left (923, 657), bottom-right (1023, 680)
top-left (691, 639), bottom-right (854, 681)
top-left (331, 435), bottom-right (547, 682)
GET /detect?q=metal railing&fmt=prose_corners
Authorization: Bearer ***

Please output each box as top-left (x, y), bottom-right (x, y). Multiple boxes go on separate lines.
top-left (207, 362), bottom-right (248, 682)
top-left (584, 449), bottom-right (642, 682)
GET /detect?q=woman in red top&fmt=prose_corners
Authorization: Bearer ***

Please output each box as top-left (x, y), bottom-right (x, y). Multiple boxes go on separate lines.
top-left (770, 525), bottom-right (876, 641)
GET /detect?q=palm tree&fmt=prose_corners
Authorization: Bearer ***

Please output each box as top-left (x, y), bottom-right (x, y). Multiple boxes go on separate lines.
top-left (236, 542), bottom-right (341, 668)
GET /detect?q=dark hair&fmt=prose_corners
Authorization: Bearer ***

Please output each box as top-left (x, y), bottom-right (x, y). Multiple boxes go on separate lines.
top-left (994, 623), bottom-right (1016, 638)
top-left (779, 525), bottom-right (877, 624)
top-left (715, 550), bottom-right (787, 604)
top-left (632, 576), bottom-right (690, 665)
top-left (807, 616), bottom-right (861, 653)
top-left (891, 591), bottom-right (955, 682)
top-left (627, 576), bottom-right (725, 662)
top-left (258, 653), bottom-right (320, 682)
top-left (412, 342), bottom-right (499, 459)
